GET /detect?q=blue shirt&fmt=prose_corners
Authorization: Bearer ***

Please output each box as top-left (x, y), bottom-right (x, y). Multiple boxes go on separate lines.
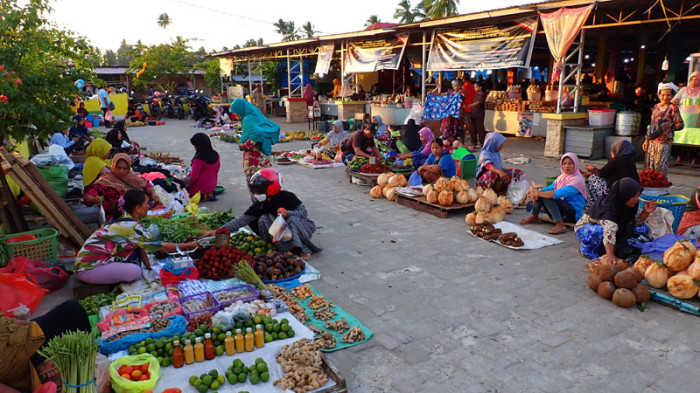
top-left (541, 183), bottom-right (586, 221)
top-left (426, 153), bottom-right (456, 177)
top-left (98, 89), bottom-right (110, 109)
top-left (49, 132), bottom-right (75, 149)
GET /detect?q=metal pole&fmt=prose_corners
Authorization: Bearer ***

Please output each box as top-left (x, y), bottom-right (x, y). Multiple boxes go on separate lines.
top-left (259, 61), bottom-right (264, 95)
top-left (421, 31), bottom-right (426, 103)
top-left (299, 56), bottom-right (304, 97)
top-left (340, 41), bottom-right (345, 101)
top-left (287, 50), bottom-right (291, 98)
top-left (556, 62), bottom-right (564, 114)
top-left (573, 30), bottom-right (585, 113)
top-left (247, 58), bottom-right (253, 98)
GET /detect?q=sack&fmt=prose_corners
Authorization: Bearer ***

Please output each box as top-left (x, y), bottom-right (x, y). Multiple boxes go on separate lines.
top-left (109, 354), bottom-right (160, 393)
top-left (269, 214), bottom-right (292, 242)
top-left (105, 110), bottom-right (114, 122)
top-left (108, 101), bottom-right (115, 111)
top-left (36, 164), bottom-right (69, 199)
top-left (0, 272), bottom-right (48, 316)
top-left (506, 174), bottom-right (530, 205)
top-left (159, 266), bottom-right (199, 287)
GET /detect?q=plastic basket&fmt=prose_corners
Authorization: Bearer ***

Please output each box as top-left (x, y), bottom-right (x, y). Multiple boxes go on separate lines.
top-left (545, 176), bottom-right (558, 187)
top-left (1, 228), bottom-right (59, 262)
top-left (639, 195), bottom-right (689, 233)
top-left (588, 109), bottom-right (616, 126)
top-left (211, 285), bottom-right (260, 309)
top-left (177, 291), bottom-right (220, 320)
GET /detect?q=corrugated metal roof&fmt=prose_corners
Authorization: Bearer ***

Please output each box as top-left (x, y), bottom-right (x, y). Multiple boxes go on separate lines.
top-left (94, 67), bottom-right (205, 75)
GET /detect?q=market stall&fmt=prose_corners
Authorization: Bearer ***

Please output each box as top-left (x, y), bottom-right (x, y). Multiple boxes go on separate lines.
top-left (370, 103), bottom-right (413, 126)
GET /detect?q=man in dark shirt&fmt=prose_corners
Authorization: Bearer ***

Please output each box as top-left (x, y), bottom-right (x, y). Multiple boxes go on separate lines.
top-left (342, 120), bottom-right (381, 163)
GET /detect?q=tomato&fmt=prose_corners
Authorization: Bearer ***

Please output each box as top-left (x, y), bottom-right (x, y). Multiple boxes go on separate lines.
top-left (139, 374), bottom-right (149, 381)
top-left (120, 373), bottom-right (132, 380)
top-left (140, 364), bottom-right (149, 373)
top-left (131, 369), bottom-right (142, 379)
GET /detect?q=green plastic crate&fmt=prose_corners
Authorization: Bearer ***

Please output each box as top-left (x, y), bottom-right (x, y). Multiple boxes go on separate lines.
top-left (452, 148), bottom-right (478, 179)
top-left (1, 228), bottom-right (59, 262)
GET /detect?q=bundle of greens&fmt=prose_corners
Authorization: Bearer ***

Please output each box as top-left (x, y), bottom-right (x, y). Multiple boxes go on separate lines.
top-left (78, 289), bottom-right (121, 315)
top-left (39, 330), bottom-right (99, 393)
top-left (140, 215), bottom-right (206, 243)
top-left (232, 261), bottom-right (267, 292)
top-left (197, 209), bottom-right (235, 230)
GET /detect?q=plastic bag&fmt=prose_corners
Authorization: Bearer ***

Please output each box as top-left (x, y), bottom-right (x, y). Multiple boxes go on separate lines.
top-left (99, 315), bottom-right (187, 354)
top-left (0, 272), bottom-right (48, 316)
top-left (506, 174), bottom-right (530, 205)
top-left (269, 214), bottom-right (292, 242)
top-left (159, 266), bottom-right (199, 287)
top-left (109, 353), bottom-right (160, 393)
top-left (407, 170), bottom-right (422, 186)
top-left (1, 257), bottom-right (70, 291)
top-left (95, 353), bottom-right (111, 393)
top-left (36, 164), bottom-right (69, 199)
top-left (105, 109), bottom-right (114, 122)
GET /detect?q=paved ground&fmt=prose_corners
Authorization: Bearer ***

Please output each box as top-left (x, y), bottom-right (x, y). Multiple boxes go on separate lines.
top-left (45, 118), bottom-right (700, 392)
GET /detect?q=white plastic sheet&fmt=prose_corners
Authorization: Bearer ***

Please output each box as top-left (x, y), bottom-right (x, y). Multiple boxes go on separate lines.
top-left (467, 221), bottom-right (564, 250)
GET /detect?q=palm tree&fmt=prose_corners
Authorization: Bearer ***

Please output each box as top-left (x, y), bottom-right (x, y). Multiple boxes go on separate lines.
top-left (413, 0), bottom-right (431, 20)
top-left (274, 19), bottom-right (288, 37)
top-left (425, 0), bottom-right (460, 20)
top-left (394, 0), bottom-right (416, 23)
top-left (283, 22), bottom-right (301, 41)
top-left (302, 21), bottom-right (316, 38)
top-left (365, 15), bottom-right (381, 27)
top-left (157, 13), bottom-right (171, 29)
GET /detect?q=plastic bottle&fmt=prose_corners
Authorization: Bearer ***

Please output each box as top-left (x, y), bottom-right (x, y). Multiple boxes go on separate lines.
top-left (234, 328), bottom-right (245, 353)
top-left (194, 337), bottom-right (205, 362)
top-left (244, 327), bottom-right (254, 352)
top-left (224, 331), bottom-right (235, 355)
top-left (204, 332), bottom-right (215, 360)
top-left (183, 339), bottom-right (194, 364)
top-left (254, 324), bottom-right (264, 348)
top-left (172, 340), bottom-right (184, 368)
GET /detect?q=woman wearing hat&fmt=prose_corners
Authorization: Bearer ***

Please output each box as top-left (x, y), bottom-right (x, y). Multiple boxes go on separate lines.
top-left (643, 83), bottom-right (684, 175)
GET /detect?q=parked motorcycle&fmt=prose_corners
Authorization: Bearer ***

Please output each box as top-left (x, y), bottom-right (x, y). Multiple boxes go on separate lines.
top-left (190, 90), bottom-right (213, 121)
top-left (161, 94), bottom-right (174, 118)
top-left (147, 95), bottom-right (162, 118)
top-left (172, 96), bottom-right (185, 120)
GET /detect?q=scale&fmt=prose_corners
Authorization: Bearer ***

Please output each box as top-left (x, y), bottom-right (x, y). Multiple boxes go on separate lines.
top-left (164, 244), bottom-right (200, 270)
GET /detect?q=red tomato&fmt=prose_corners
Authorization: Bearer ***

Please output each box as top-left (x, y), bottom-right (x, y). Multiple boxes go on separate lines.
top-left (139, 374), bottom-right (149, 381)
top-left (120, 373), bottom-right (132, 380)
top-left (140, 364), bottom-right (149, 373)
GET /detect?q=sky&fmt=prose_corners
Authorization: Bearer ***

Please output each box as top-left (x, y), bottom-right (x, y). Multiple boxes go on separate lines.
top-left (43, 0), bottom-right (546, 53)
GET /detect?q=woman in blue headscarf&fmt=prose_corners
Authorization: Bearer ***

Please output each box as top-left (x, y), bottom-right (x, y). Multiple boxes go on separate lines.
top-left (230, 98), bottom-right (281, 201)
top-left (476, 132), bottom-right (523, 193)
top-left (372, 115), bottom-right (389, 138)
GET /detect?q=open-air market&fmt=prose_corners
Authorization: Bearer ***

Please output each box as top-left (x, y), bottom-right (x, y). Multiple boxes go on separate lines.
top-left (3, 0), bottom-right (700, 392)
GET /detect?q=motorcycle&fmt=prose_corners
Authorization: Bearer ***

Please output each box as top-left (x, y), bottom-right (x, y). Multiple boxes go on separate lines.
top-left (147, 95), bottom-right (162, 118)
top-left (172, 96), bottom-right (185, 120)
top-left (190, 90), bottom-right (213, 121)
top-left (161, 95), bottom-right (174, 118)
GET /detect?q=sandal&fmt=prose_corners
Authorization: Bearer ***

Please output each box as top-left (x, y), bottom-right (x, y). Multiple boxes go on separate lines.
top-left (300, 253), bottom-right (311, 260)
top-left (519, 216), bottom-right (538, 225)
top-left (548, 226), bottom-right (569, 235)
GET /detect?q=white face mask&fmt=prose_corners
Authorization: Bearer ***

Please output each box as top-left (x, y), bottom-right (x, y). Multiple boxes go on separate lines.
top-left (254, 194), bottom-right (267, 202)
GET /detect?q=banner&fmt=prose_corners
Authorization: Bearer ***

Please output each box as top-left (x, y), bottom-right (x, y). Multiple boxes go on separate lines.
top-left (314, 43), bottom-right (334, 75)
top-left (344, 32), bottom-right (409, 73)
top-left (427, 16), bottom-right (538, 71)
top-left (219, 58), bottom-right (233, 76)
top-left (539, 5), bottom-right (594, 62)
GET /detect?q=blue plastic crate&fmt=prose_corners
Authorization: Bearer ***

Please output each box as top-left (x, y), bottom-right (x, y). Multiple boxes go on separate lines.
top-left (639, 194), bottom-right (689, 233)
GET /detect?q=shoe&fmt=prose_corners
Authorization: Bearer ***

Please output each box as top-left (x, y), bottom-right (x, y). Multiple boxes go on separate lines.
top-left (202, 196), bottom-right (218, 202)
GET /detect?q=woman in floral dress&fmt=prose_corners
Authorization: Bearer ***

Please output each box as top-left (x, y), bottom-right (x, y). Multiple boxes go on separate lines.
top-left (643, 83), bottom-right (684, 175)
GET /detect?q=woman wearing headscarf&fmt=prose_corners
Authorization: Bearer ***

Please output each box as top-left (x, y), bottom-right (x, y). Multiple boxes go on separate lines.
top-left (303, 83), bottom-right (316, 106)
top-left (521, 153), bottom-right (587, 234)
top-left (84, 153), bottom-right (160, 221)
top-left (584, 140), bottom-right (639, 209)
top-left (106, 119), bottom-right (140, 154)
top-left (328, 78), bottom-right (342, 99)
top-left (317, 120), bottom-right (349, 157)
top-left (397, 119), bottom-right (422, 153)
top-left (188, 133), bottom-right (220, 202)
top-left (252, 84), bottom-right (265, 114)
top-left (575, 178), bottom-right (656, 264)
top-left (399, 127), bottom-right (434, 168)
top-left (476, 132), bottom-right (523, 193)
top-left (643, 83), bottom-right (684, 175)
top-left (230, 98), bottom-right (280, 200)
top-left (372, 115), bottom-right (389, 138)
top-left (68, 114), bottom-right (93, 151)
top-left (677, 187), bottom-right (700, 237)
top-left (673, 71), bottom-right (700, 105)
top-left (82, 138), bottom-right (112, 206)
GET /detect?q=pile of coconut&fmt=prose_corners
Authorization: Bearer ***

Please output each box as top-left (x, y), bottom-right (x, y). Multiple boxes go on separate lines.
top-left (369, 173), bottom-right (408, 201)
top-left (464, 187), bottom-right (514, 226)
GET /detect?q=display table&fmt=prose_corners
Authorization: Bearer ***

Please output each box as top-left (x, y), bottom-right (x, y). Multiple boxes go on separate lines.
top-left (318, 101), bottom-right (367, 120)
top-left (484, 110), bottom-right (549, 137)
top-left (673, 128), bottom-right (700, 146)
top-left (370, 105), bottom-right (412, 126)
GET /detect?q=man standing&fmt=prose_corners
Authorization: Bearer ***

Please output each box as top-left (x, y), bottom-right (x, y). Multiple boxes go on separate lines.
top-left (98, 86), bottom-right (112, 128)
top-left (461, 77), bottom-right (476, 146)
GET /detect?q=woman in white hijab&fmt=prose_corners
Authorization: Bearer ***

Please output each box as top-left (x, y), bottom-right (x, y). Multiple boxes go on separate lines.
top-left (643, 82), bottom-right (684, 174)
top-left (317, 120), bottom-right (349, 159)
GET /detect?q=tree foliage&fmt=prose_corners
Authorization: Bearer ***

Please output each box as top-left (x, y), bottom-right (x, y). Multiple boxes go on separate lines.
top-left (274, 19), bottom-right (300, 42)
top-left (302, 22), bottom-right (316, 38)
top-left (0, 0), bottom-right (100, 141)
top-left (394, 0), bottom-right (418, 23)
top-left (365, 15), bottom-right (381, 27)
top-left (418, 0), bottom-right (460, 20)
top-left (196, 58), bottom-right (222, 92)
top-left (128, 36), bottom-right (195, 93)
top-left (157, 13), bottom-right (171, 29)
top-left (103, 49), bottom-right (117, 66)
top-left (116, 39), bottom-right (134, 66)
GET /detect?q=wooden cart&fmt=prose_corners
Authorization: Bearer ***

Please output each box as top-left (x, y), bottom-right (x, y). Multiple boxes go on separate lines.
top-left (396, 194), bottom-right (474, 218)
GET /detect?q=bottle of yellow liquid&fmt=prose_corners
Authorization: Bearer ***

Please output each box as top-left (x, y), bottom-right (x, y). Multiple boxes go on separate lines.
top-left (183, 339), bottom-right (194, 365)
top-left (254, 324), bottom-right (264, 348)
top-left (244, 327), bottom-right (254, 352)
top-left (234, 328), bottom-right (245, 353)
top-left (194, 337), bottom-right (205, 362)
top-left (224, 331), bottom-right (235, 355)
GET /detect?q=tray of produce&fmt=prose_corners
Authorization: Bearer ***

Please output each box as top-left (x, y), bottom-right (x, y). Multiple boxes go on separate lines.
top-left (358, 162), bottom-right (391, 175)
top-left (229, 230), bottom-right (276, 256)
top-left (211, 284), bottom-right (260, 308)
top-left (177, 292), bottom-right (220, 320)
top-left (194, 246), bottom-right (253, 279)
top-left (253, 251), bottom-right (306, 283)
top-left (347, 157), bottom-right (369, 172)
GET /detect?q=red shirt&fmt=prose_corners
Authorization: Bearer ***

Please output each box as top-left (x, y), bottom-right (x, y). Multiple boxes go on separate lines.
top-left (462, 82), bottom-right (476, 113)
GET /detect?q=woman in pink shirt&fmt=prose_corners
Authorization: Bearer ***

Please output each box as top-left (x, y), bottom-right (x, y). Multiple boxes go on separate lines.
top-left (188, 133), bottom-right (220, 201)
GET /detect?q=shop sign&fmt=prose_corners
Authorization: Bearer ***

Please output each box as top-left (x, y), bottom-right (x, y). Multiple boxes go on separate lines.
top-left (315, 43), bottom-right (335, 75)
top-left (344, 32), bottom-right (410, 73)
top-left (219, 58), bottom-right (233, 76)
top-left (427, 16), bottom-right (538, 71)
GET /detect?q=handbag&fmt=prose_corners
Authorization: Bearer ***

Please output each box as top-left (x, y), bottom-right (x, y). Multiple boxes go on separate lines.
top-left (647, 105), bottom-right (672, 140)
top-left (108, 101), bottom-right (115, 111)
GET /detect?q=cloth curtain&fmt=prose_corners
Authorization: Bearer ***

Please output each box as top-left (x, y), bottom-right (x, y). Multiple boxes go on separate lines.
top-left (539, 5), bottom-right (594, 83)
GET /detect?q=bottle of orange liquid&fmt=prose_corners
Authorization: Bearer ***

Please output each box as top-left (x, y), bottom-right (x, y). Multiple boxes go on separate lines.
top-left (234, 328), bottom-right (245, 353)
top-left (254, 324), bottom-right (264, 348)
top-left (172, 340), bottom-right (184, 368)
top-left (194, 337), bottom-right (205, 362)
top-left (244, 327), bottom-right (254, 352)
top-left (203, 333), bottom-right (215, 360)
top-left (183, 339), bottom-right (194, 364)
top-left (224, 331), bottom-right (235, 355)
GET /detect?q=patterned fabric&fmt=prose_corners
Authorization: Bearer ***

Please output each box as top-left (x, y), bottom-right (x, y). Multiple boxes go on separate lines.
top-left (584, 174), bottom-right (609, 211)
top-left (476, 168), bottom-right (523, 193)
top-left (422, 93), bottom-right (463, 122)
top-left (575, 214), bottom-right (619, 246)
top-left (75, 215), bottom-right (163, 271)
top-left (649, 103), bottom-right (684, 144)
top-left (83, 184), bottom-right (123, 222)
top-left (241, 139), bottom-right (272, 176)
top-left (575, 224), bottom-right (604, 259)
top-left (645, 141), bottom-right (672, 175)
top-left (440, 115), bottom-right (463, 140)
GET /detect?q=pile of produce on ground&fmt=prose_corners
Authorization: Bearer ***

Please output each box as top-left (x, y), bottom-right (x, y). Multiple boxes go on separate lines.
top-left (588, 260), bottom-right (650, 308)
top-left (636, 240), bottom-right (700, 299)
top-left (465, 186), bottom-right (514, 223)
top-left (79, 288), bottom-right (121, 315)
top-left (470, 223), bottom-right (524, 247)
top-left (274, 338), bottom-right (329, 393)
top-left (369, 173), bottom-right (408, 201)
top-left (229, 231), bottom-right (276, 256)
top-left (195, 246), bottom-right (252, 279)
top-left (279, 131), bottom-right (323, 142)
top-left (146, 152), bottom-right (182, 164)
top-left (196, 209), bottom-right (235, 230)
top-left (218, 134), bottom-right (239, 144)
top-left (358, 162), bottom-right (391, 174)
top-left (639, 168), bottom-right (672, 188)
top-left (141, 215), bottom-right (207, 243)
top-left (253, 252), bottom-right (306, 282)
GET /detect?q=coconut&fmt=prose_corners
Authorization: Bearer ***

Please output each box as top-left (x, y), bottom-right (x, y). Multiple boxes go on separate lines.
top-left (614, 269), bottom-right (638, 290)
top-left (664, 239), bottom-right (696, 272)
top-left (437, 190), bottom-right (454, 206)
top-left (489, 206), bottom-right (506, 223)
top-left (369, 185), bottom-right (383, 198)
top-left (644, 263), bottom-right (669, 289)
top-left (387, 175), bottom-right (401, 188)
top-left (476, 186), bottom-right (484, 197)
top-left (422, 184), bottom-right (434, 196)
top-left (386, 187), bottom-right (398, 201)
top-left (475, 211), bottom-right (491, 225)
top-left (483, 188), bottom-right (498, 205)
top-left (614, 260), bottom-right (629, 273)
top-left (596, 264), bottom-right (616, 282)
top-left (398, 175), bottom-right (407, 187)
top-left (497, 195), bottom-right (514, 214)
top-left (588, 273), bottom-right (603, 292)
top-left (455, 190), bottom-right (470, 205)
top-left (687, 257), bottom-right (700, 279)
top-left (632, 284), bottom-right (650, 303)
top-left (466, 188), bottom-right (478, 203)
top-left (377, 172), bottom-right (390, 186)
top-left (426, 190), bottom-right (439, 204)
top-left (633, 255), bottom-right (654, 276)
top-left (434, 177), bottom-right (449, 193)
top-left (597, 281), bottom-right (616, 300)
top-left (382, 185), bottom-right (393, 198)
top-left (667, 274), bottom-right (699, 299)
top-left (612, 288), bottom-right (637, 308)
top-left (465, 212), bottom-right (477, 226)
top-left (475, 197), bottom-right (492, 212)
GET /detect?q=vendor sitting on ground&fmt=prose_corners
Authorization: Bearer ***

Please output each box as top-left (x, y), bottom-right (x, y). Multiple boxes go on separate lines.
top-left (0, 300), bottom-right (90, 392)
top-left (68, 115), bottom-right (93, 150)
top-left (417, 138), bottom-right (456, 182)
top-left (575, 177), bottom-right (656, 265)
top-left (76, 101), bottom-right (89, 117)
top-left (372, 115), bottom-right (390, 138)
top-left (106, 120), bottom-right (140, 155)
top-left (83, 153), bottom-right (161, 221)
top-left (76, 189), bottom-right (198, 284)
top-left (211, 168), bottom-right (322, 260)
top-left (397, 119), bottom-right (422, 154)
top-left (187, 132), bottom-right (220, 202)
top-left (520, 153), bottom-right (587, 234)
top-left (340, 119), bottom-right (381, 164)
top-left (584, 140), bottom-right (639, 209)
top-left (476, 132), bottom-right (523, 193)
top-left (317, 120), bottom-right (349, 154)
top-left (398, 127), bottom-right (434, 169)
top-left (677, 187), bottom-right (700, 238)
top-left (82, 138), bottom-right (112, 189)
top-left (48, 125), bottom-right (80, 155)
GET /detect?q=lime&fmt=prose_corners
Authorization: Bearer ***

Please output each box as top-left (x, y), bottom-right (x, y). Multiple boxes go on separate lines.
top-left (280, 318), bottom-right (289, 324)
top-left (146, 338), bottom-right (155, 345)
top-left (215, 346), bottom-right (224, 356)
top-left (165, 343), bottom-right (173, 352)
top-left (233, 359), bottom-right (243, 367)
top-left (233, 367), bottom-right (242, 375)
top-left (263, 316), bottom-right (272, 325)
top-left (209, 369), bottom-right (218, 378)
top-left (227, 373), bottom-right (236, 384)
top-left (279, 332), bottom-right (287, 340)
top-left (260, 371), bottom-right (270, 382)
top-left (255, 357), bottom-right (264, 365)
top-left (218, 333), bottom-right (227, 342)
top-left (137, 346), bottom-right (147, 354)
top-left (194, 329), bottom-right (204, 337)
top-left (151, 351), bottom-right (159, 358)
top-left (244, 320), bottom-right (254, 328)
top-left (264, 324), bottom-right (273, 333)
top-left (200, 373), bottom-right (208, 380)
top-left (201, 325), bottom-right (209, 333)
top-left (250, 373), bottom-right (259, 384)
top-left (235, 322), bottom-right (243, 329)
top-left (287, 328), bottom-right (295, 337)
top-left (241, 366), bottom-right (249, 375)
top-left (197, 383), bottom-right (208, 393)
top-left (256, 363), bottom-right (267, 373)
top-left (280, 324), bottom-right (289, 332)
top-left (161, 357), bottom-right (171, 367)
top-left (253, 315), bottom-right (263, 325)
top-left (237, 372), bottom-right (247, 383)
top-left (193, 379), bottom-right (202, 389)
top-left (264, 333), bottom-right (273, 343)
top-left (217, 375), bottom-right (225, 385)
top-left (271, 332), bottom-right (278, 340)
top-left (202, 375), bottom-right (212, 386)
top-left (189, 376), bottom-right (198, 386)
top-left (213, 327), bottom-right (222, 335)
top-left (146, 344), bottom-right (156, 352)
top-left (211, 381), bottom-right (220, 390)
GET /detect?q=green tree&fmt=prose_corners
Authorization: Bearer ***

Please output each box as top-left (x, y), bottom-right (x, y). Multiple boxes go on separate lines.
top-left (0, 0), bottom-right (100, 141)
top-left (413, 0), bottom-right (430, 20)
top-left (302, 22), bottom-right (316, 38)
top-left (365, 15), bottom-right (381, 27)
top-left (103, 49), bottom-right (117, 66)
top-left (195, 46), bottom-right (207, 57)
top-left (129, 37), bottom-right (195, 93)
top-left (116, 39), bottom-right (134, 66)
top-left (273, 19), bottom-right (288, 37)
top-left (257, 38), bottom-right (264, 46)
top-left (196, 58), bottom-right (222, 92)
top-left (244, 39), bottom-right (259, 48)
top-left (157, 13), bottom-right (171, 29)
top-left (394, 0), bottom-right (417, 23)
top-left (424, 0), bottom-right (459, 20)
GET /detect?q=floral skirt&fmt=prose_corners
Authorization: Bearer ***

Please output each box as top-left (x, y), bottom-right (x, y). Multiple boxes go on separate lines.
top-left (585, 174), bottom-right (609, 211)
top-left (476, 168), bottom-right (523, 194)
top-left (645, 142), bottom-right (671, 175)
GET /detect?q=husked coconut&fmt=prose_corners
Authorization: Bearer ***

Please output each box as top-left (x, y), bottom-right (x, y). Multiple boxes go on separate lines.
top-left (497, 195), bottom-right (514, 213)
top-left (476, 186), bottom-right (484, 197)
top-left (465, 212), bottom-right (477, 226)
top-left (664, 239), bottom-right (696, 272)
top-left (383, 185), bottom-right (393, 198)
top-left (386, 187), bottom-right (398, 201)
top-left (475, 197), bottom-right (492, 212)
top-left (633, 255), bottom-right (654, 276)
top-left (490, 206), bottom-right (506, 223)
top-left (438, 190), bottom-right (454, 206)
top-left (426, 190), bottom-right (439, 204)
top-left (423, 184), bottom-right (434, 196)
top-left (398, 175), bottom-right (407, 187)
top-left (667, 274), bottom-right (699, 299)
top-left (455, 190), bottom-right (470, 205)
top-left (644, 263), bottom-right (669, 289)
top-left (388, 175), bottom-right (401, 188)
top-left (466, 188), bottom-right (478, 203)
top-left (483, 188), bottom-right (498, 205)
top-left (370, 186), bottom-right (383, 198)
top-left (475, 211), bottom-right (491, 224)
top-left (434, 177), bottom-right (449, 193)
top-left (377, 173), bottom-right (390, 186)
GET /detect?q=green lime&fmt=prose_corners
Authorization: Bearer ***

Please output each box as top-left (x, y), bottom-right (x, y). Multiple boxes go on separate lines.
top-left (264, 324), bottom-right (273, 333)
top-left (197, 383), bottom-right (208, 393)
top-left (195, 329), bottom-right (204, 337)
top-left (241, 366), bottom-right (249, 375)
top-left (260, 372), bottom-right (270, 382)
top-left (255, 357), bottom-right (264, 365)
top-left (211, 381), bottom-right (220, 390)
top-left (193, 379), bottom-right (202, 389)
top-left (146, 344), bottom-right (156, 352)
top-left (244, 320), bottom-right (254, 328)
top-left (280, 318), bottom-right (289, 324)
top-left (165, 343), bottom-right (173, 352)
top-left (287, 328), bottom-right (295, 337)
top-left (146, 338), bottom-right (154, 345)
top-left (217, 375), bottom-right (225, 385)
top-left (218, 333), bottom-right (227, 342)
top-left (263, 316), bottom-right (272, 324)
top-left (278, 332), bottom-right (287, 340)
top-left (213, 327), bottom-right (222, 334)
top-left (227, 373), bottom-right (236, 384)
top-left (151, 351), bottom-right (159, 358)
top-left (272, 324), bottom-right (281, 333)
top-left (235, 322), bottom-right (243, 329)
top-left (237, 372), bottom-right (247, 383)
top-left (264, 333), bottom-right (273, 343)
top-left (161, 357), bottom-right (171, 367)
top-left (233, 367), bottom-right (242, 375)
top-left (215, 346), bottom-right (224, 356)
top-left (201, 325), bottom-right (210, 333)
top-left (233, 359), bottom-right (243, 367)
top-left (189, 376), bottom-right (198, 386)
top-left (202, 375), bottom-right (212, 386)
top-left (271, 332), bottom-right (278, 340)
top-left (250, 373), bottom-right (259, 384)
top-left (200, 373), bottom-right (209, 381)
top-left (280, 323), bottom-right (289, 332)
top-left (256, 363), bottom-right (267, 373)
top-left (209, 369), bottom-right (218, 378)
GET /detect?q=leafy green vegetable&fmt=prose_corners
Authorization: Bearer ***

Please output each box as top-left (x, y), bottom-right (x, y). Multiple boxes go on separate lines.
top-left (197, 209), bottom-right (235, 230)
top-left (78, 288), bottom-right (121, 316)
top-left (141, 215), bottom-right (206, 243)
